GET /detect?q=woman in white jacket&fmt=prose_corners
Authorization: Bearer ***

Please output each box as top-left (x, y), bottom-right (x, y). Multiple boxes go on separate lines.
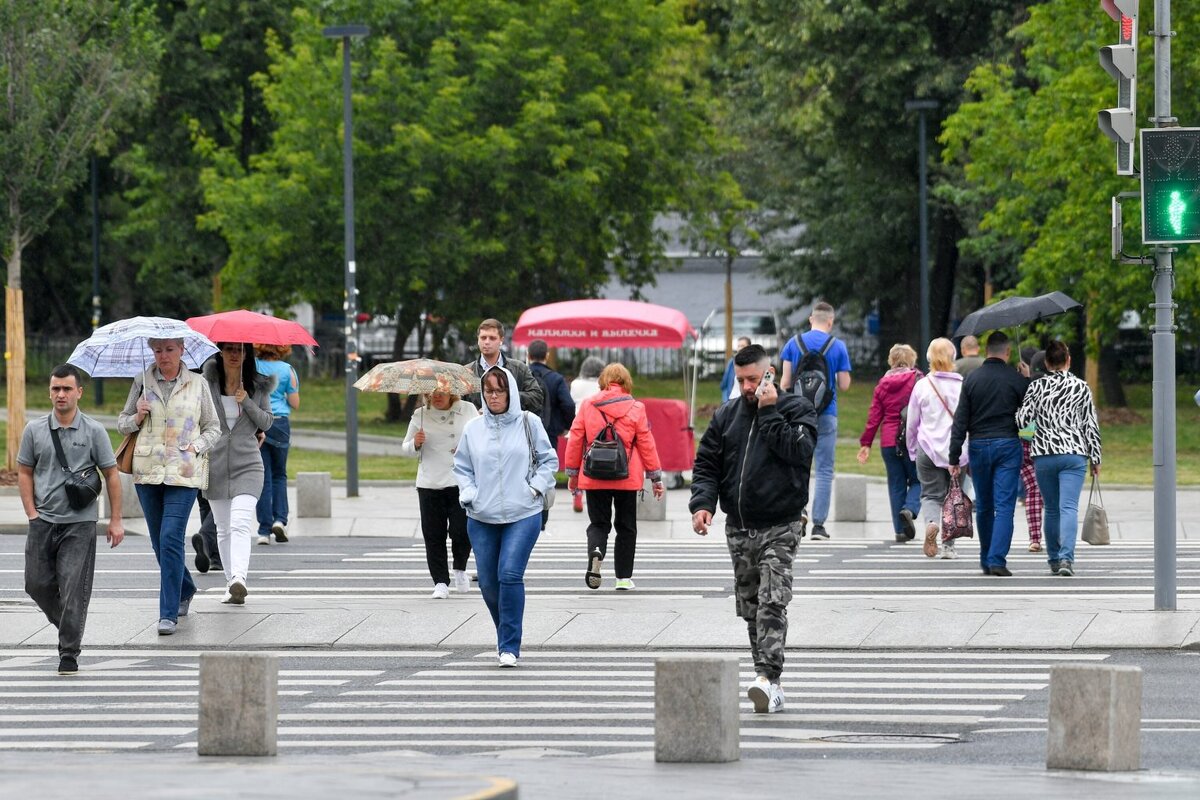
top-left (401, 389), bottom-right (479, 598)
top-left (906, 338), bottom-right (968, 559)
top-left (454, 365), bottom-right (558, 667)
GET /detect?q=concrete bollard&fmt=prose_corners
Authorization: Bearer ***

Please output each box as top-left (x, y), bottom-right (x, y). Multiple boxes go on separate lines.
top-left (655, 656), bottom-right (739, 763)
top-left (833, 474), bottom-right (867, 522)
top-left (296, 471), bottom-right (332, 518)
top-left (636, 478), bottom-right (667, 521)
top-left (1046, 664), bottom-right (1142, 771)
top-left (198, 653), bottom-right (278, 756)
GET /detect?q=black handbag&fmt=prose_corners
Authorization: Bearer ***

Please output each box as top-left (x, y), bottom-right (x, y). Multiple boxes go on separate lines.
top-left (49, 420), bottom-right (103, 511)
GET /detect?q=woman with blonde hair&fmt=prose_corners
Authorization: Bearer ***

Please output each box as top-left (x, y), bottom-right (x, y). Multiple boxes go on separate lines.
top-left (857, 343), bottom-right (922, 543)
top-left (563, 363), bottom-right (664, 591)
top-left (905, 338), bottom-right (968, 559)
top-left (253, 344), bottom-right (300, 544)
top-left (402, 386), bottom-right (479, 598)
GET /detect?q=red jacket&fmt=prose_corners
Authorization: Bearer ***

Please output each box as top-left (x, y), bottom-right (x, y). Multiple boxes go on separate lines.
top-left (564, 386), bottom-right (662, 491)
top-left (860, 367), bottom-right (922, 449)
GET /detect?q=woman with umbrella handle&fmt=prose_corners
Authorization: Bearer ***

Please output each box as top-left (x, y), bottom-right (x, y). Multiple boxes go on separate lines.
top-left (201, 343), bottom-right (274, 604)
top-left (117, 337), bottom-right (222, 635)
top-left (401, 387), bottom-right (479, 598)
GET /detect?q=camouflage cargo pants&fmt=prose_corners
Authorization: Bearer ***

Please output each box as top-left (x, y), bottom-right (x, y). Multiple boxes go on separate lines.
top-left (725, 519), bottom-right (801, 683)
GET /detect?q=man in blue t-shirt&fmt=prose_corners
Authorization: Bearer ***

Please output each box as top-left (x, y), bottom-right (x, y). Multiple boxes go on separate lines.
top-left (779, 301), bottom-right (852, 539)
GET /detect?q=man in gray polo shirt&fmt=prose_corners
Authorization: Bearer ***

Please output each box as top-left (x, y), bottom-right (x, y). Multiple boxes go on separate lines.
top-left (18, 364), bottom-right (124, 675)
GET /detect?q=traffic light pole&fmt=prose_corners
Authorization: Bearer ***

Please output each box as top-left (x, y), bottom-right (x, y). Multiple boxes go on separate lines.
top-left (1150, 0), bottom-right (1176, 610)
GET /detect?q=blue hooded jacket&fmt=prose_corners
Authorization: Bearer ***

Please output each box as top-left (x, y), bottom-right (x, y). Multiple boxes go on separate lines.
top-left (454, 365), bottom-right (559, 524)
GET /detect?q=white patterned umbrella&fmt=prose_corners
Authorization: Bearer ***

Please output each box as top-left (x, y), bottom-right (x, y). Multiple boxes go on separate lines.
top-left (68, 316), bottom-right (219, 378)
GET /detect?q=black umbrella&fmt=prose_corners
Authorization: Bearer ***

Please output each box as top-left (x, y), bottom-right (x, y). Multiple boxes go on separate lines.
top-left (953, 291), bottom-right (1082, 338)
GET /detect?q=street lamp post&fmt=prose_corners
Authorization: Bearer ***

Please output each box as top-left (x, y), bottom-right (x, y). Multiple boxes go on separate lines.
top-left (906, 99), bottom-right (939, 364)
top-left (323, 24), bottom-right (369, 498)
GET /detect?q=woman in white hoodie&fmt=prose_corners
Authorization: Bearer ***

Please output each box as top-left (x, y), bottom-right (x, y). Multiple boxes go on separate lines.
top-left (454, 365), bottom-right (558, 667)
top-left (402, 388), bottom-right (479, 598)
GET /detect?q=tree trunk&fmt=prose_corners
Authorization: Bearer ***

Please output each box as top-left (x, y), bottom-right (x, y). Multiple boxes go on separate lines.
top-left (1098, 343), bottom-right (1127, 407)
top-left (5, 242), bottom-right (27, 471)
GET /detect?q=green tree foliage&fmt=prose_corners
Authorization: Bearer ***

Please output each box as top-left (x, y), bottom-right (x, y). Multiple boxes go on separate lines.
top-left (717, 0), bottom-right (1029, 350)
top-left (198, 0), bottom-right (724, 355)
top-left (940, 1), bottom-right (1200, 401)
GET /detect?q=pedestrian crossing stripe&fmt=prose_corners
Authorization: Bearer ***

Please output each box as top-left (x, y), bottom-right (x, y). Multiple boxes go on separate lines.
top-left (0, 648), bottom-right (1131, 755)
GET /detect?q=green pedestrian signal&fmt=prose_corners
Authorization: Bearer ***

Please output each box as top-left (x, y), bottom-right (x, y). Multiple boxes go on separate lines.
top-left (1141, 128), bottom-right (1200, 244)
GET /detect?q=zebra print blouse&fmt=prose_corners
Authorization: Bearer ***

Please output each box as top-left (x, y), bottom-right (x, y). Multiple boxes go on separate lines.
top-left (1015, 370), bottom-right (1102, 464)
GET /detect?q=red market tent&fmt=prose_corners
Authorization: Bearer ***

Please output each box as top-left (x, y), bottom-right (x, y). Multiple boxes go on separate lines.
top-left (511, 299), bottom-right (695, 349)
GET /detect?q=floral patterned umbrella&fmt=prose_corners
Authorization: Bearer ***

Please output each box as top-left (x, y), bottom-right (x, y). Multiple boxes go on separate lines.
top-left (353, 358), bottom-right (480, 396)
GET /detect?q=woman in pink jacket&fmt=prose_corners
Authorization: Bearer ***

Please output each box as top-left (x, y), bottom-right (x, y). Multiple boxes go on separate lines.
top-left (564, 363), bottom-right (664, 591)
top-left (857, 344), bottom-right (923, 543)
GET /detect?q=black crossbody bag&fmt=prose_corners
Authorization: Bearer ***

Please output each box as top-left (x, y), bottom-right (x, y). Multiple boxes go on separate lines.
top-left (49, 419), bottom-right (103, 511)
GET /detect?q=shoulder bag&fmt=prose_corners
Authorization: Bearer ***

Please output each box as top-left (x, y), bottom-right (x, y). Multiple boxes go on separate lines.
top-left (522, 412), bottom-right (555, 510)
top-left (941, 475), bottom-right (974, 542)
top-left (49, 419), bottom-right (103, 511)
top-left (1081, 474), bottom-right (1110, 546)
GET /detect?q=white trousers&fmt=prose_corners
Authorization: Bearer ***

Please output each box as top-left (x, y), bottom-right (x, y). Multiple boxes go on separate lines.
top-left (210, 494), bottom-right (257, 585)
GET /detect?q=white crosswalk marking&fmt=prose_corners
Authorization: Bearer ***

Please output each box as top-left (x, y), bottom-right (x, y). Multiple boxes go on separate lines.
top-left (0, 648), bottom-right (1114, 754)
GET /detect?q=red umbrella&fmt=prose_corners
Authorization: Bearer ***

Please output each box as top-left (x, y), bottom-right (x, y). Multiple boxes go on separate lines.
top-left (185, 309), bottom-right (318, 347)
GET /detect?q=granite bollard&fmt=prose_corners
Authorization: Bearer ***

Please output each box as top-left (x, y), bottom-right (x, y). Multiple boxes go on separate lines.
top-left (1046, 664), bottom-right (1142, 771)
top-left (834, 474), bottom-right (867, 522)
top-left (655, 656), bottom-right (739, 763)
top-left (296, 471), bottom-right (332, 518)
top-left (100, 472), bottom-right (143, 520)
top-left (198, 653), bottom-right (278, 756)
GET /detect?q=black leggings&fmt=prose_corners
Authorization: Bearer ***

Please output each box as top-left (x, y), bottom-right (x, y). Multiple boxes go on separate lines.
top-left (585, 489), bottom-right (639, 579)
top-left (417, 486), bottom-right (471, 585)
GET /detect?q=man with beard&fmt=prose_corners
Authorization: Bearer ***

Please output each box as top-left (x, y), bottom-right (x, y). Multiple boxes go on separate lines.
top-left (689, 345), bottom-right (817, 713)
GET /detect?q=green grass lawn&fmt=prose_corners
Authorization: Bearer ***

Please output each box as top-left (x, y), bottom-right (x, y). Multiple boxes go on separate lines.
top-left (6, 373), bottom-right (1199, 485)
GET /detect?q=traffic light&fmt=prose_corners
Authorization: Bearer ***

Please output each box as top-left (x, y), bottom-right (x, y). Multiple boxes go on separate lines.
top-left (1098, 0), bottom-right (1138, 176)
top-left (1140, 128), bottom-right (1200, 244)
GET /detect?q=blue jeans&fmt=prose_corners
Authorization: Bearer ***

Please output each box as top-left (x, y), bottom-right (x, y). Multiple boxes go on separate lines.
top-left (881, 447), bottom-right (921, 534)
top-left (966, 438), bottom-right (1023, 570)
top-left (1033, 454), bottom-right (1087, 565)
top-left (257, 416), bottom-right (291, 536)
top-left (808, 414), bottom-right (838, 524)
top-left (136, 484), bottom-right (198, 621)
top-left (467, 513), bottom-right (541, 657)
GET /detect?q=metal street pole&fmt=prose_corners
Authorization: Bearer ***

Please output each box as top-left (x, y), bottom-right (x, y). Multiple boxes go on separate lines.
top-left (1150, 0), bottom-right (1176, 610)
top-left (90, 156), bottom-right (103, 406)
top-left (324, 24), bottom-right (369, 498)
top-left (906, 99), bottom-right (939, 364)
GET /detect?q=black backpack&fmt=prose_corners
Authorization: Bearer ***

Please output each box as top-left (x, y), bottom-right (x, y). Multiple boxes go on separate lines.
top-left (582, 397), bottom-right (632, 481)
top-left (792, 334), bottom-right (836, 413)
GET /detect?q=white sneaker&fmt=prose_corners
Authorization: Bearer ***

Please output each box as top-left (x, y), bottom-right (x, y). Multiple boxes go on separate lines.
top-left (453, 570), bottom-right (471, 593)
top-left (940, 540), bottom-right (958, 559)
top-left (498, 652), bottom-right (518, 668)
top-left (256, 535), bottom-right (270, 546)
top-left (614, 578), bottom-right (635, 591)
top-left (431, 583), bottom-right (450, 599)
top-left (768, 683), bottom-right (785, 713)
top-left (747, 676), bottom-right (771, 713)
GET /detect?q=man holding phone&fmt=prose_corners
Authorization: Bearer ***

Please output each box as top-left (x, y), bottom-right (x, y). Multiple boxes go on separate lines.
top-left (689, 345), bottom-right (818, 713)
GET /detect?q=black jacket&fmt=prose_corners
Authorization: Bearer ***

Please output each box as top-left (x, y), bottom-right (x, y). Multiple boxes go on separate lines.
top-left (948, 357), bottom-right (1030, 465)
top-left (689, 393), bottom-right (818, 530)
top-left (529, 362), bottom-right (576, 438)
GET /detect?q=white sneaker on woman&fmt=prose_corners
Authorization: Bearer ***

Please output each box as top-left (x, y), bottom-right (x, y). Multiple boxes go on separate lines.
top-left (940, 540), bottom-right (958, 559)
top-left (498, 652), bottom-right (518, 668)
top-left (431, 583), bottom-right (450, 599)
top-left (453, 570), bottom-right (471, 593)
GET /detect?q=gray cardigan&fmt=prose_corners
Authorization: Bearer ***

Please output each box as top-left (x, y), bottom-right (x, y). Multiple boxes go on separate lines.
top-left (201, 360), bottom-right (274, 500)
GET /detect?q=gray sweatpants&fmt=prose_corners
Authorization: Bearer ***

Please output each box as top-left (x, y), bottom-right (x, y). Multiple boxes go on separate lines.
top-left (915, 450), bottom-right (951, 527)
top-left (25, 519), bottom-right (97, 659)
